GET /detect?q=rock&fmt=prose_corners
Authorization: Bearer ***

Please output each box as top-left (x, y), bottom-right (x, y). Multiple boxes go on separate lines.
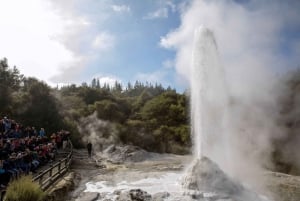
top-left (116, 191), bottom-right (131, 201)
top-left (152, 192), bottom-right (170, 201)
top-left (103, 145), bottom-right (153, 163)
top-left (105, 145), bottom-right (117, 154)
top-left (95, 163), bottom-right (106, 168)
top-left (117, 189), bottom-right (152, 201)
top-left (114, 189), bottom-right (122, 195)
top-left (46, 172), bottom-right (76, 201)
top-left (129, 189), bottom-right (152, 201)
top-left (75, 192), bottom-right (100, 201)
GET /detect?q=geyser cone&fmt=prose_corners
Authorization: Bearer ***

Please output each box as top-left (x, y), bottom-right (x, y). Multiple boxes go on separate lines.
top-left (182, 157), bottom-right (242, 193)
top-left (182, 157), bottom-right (266, 201)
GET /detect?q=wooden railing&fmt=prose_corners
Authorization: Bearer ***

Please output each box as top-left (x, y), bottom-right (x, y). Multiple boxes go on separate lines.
top-left (32, 140), bottom-right (73, 190)
top-left (0, 141), bottom-right (73, 201)
top-left (0, 191), bottom-right (4, 201)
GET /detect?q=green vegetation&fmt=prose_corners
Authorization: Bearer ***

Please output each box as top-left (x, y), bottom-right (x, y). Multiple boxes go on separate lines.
top-left (4, 176), bottom-right (45, 201)
top-left (58, 79), bottom-right (191, 154)
top-left (0, 58), bottom-right (190, 154)
top-left (3, 57), bottom-right (300, 172)
top-left (0, 58), bottom-right (64, 134)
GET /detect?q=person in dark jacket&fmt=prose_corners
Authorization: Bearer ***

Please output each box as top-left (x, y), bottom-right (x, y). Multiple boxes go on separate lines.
top-left (87, 142), bottom-right (92, 158)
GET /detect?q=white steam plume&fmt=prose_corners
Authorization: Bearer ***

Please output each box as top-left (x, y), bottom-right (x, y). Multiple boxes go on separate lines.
top-left (77, 112), bottom-right (120, 152)
top-left (161, 0), bottom-right (300, 189)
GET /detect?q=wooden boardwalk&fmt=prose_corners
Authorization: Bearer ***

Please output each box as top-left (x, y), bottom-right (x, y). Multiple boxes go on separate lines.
top-left (0, 142), bottom-right (73, 201)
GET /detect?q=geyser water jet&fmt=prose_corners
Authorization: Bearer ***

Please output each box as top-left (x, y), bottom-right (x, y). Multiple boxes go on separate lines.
top-left (184, 27), bottom-right (270, 201)
top-left (191, 27), bottom-right (228, 159)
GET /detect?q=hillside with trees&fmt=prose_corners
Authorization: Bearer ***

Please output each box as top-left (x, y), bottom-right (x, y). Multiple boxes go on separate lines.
top-left (3, 57), bottom-right (300, 173)
top-left (57, 78), bottom-right (190, 154)
top-left (0, 58), bottom-right (190, 154)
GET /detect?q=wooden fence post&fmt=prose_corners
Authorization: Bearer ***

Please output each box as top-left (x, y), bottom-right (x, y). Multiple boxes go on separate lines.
top-left (58, 160), bottom-right (61, 172)
top-left (39, 172), bottom-right (43, 186)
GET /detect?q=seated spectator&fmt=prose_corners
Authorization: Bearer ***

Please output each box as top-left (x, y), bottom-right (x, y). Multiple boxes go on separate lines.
top-left (0, 116), bottom-right (70, 188)
top-left (30, 151), bottom-right (40, 173)
top-left (21, 149), bottom-right (32, 174)
top-left (39, 128), bottom-right (45, 138)
top-left (31, 127), bottom-right (38, 137)
top-left (0, 119), bottom-right (5, 135)
top-left (3, 117), bottom-right (11, 134)
top-left (0, 159), bottom-right (10, 187)
top-left (50, 133), bottom-right (57, 146)
top-left (3, 153), bottom-right (20, 180)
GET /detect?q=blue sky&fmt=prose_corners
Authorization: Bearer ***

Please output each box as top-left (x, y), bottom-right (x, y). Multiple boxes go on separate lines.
top-left (0, 0), bottom-right (299, 91)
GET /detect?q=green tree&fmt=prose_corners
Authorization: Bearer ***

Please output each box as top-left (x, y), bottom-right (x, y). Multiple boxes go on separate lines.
top-left (0, 58), bottom-right (23, 116)
top-left (140, 91), bottom-right (187, 127)
top-left (18, 78), bottom-right (63, 133)
top-left (95, 100), bottom-right (125, 123)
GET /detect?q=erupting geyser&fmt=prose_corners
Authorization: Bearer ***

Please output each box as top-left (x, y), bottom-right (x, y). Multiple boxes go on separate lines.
top-left (191, 27), bottom-right (228, 159)
top-left (183, 27), bottom-right (269, 201)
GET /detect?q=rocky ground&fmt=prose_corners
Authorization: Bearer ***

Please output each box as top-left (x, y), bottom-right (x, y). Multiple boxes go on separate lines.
top-left (65, 145), bottom-right (300, 201)
top-left (264, 172), bottom-right (300, 201)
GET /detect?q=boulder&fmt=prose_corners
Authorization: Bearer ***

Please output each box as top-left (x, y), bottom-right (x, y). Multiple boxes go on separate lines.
top-left (103, 145), bottom-right (153, 163)
top-left (117, 189), bottom-right (152, 201)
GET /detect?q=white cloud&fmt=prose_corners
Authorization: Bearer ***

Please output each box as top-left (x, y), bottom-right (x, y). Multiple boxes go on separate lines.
top-left (98, 76), bottom-right (121, 88)
top-left (144, 7), bottom-right (168, 19)
top-left (111, 4), bottom-right (130, 13)
top-left (46, 1), bottom-right (117, 84)
top-left (144, 1), bottom-right (180, 20)
top-left (49, 56), bottom-right (89, 84)
top-left (166, 0), bottom-right (177, 12)
top-left (0, 0), bottom-right (117, 85)
top-left (92, 32), bottom-right (115, 51)
top-left (135, 70), bottom-right (169, 86)
top-left (0, 0), bottom-right (75, 85)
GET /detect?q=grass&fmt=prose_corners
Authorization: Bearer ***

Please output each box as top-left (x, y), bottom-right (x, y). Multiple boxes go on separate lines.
top-left (4, 176), bottom-right (45, 201)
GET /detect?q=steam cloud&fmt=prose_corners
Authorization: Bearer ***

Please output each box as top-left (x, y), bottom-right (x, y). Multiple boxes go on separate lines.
top-left (161, 0), bottom-right (300, 188)
top-left (77, 112), bottom-right (120, 152)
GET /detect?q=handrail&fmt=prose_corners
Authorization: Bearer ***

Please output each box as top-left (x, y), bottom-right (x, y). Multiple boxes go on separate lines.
top-left (0, 140), bottom-right (73, 201)
top-left (32, 140), bottom-right (73, 190)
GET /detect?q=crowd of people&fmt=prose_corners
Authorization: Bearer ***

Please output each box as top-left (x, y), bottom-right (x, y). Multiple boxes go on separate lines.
top-left (0, 116), bottom-right (70, 188)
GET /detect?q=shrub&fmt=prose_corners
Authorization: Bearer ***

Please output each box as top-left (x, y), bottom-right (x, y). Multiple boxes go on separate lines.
top-left (4, 176), bottom-right (45, 201)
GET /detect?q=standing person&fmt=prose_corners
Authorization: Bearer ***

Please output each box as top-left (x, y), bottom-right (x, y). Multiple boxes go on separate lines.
top-left (56, 133), bottom-right (62, 149)
top-left (62, 132), bottom-right (68, 149)
top-left (87, 142), bottom-right (92, 158)
top-left (31, 127), bottom-right (38, 137)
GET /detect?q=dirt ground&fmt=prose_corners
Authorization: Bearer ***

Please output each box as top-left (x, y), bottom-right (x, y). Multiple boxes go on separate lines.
top-left (68, 148), bottom-right (300, 201)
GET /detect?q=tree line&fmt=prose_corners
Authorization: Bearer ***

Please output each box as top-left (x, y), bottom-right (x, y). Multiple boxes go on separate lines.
top-left (0, 58), bottom-right (190, 154)
top-left (3, 56), bottom-right (300, 173)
